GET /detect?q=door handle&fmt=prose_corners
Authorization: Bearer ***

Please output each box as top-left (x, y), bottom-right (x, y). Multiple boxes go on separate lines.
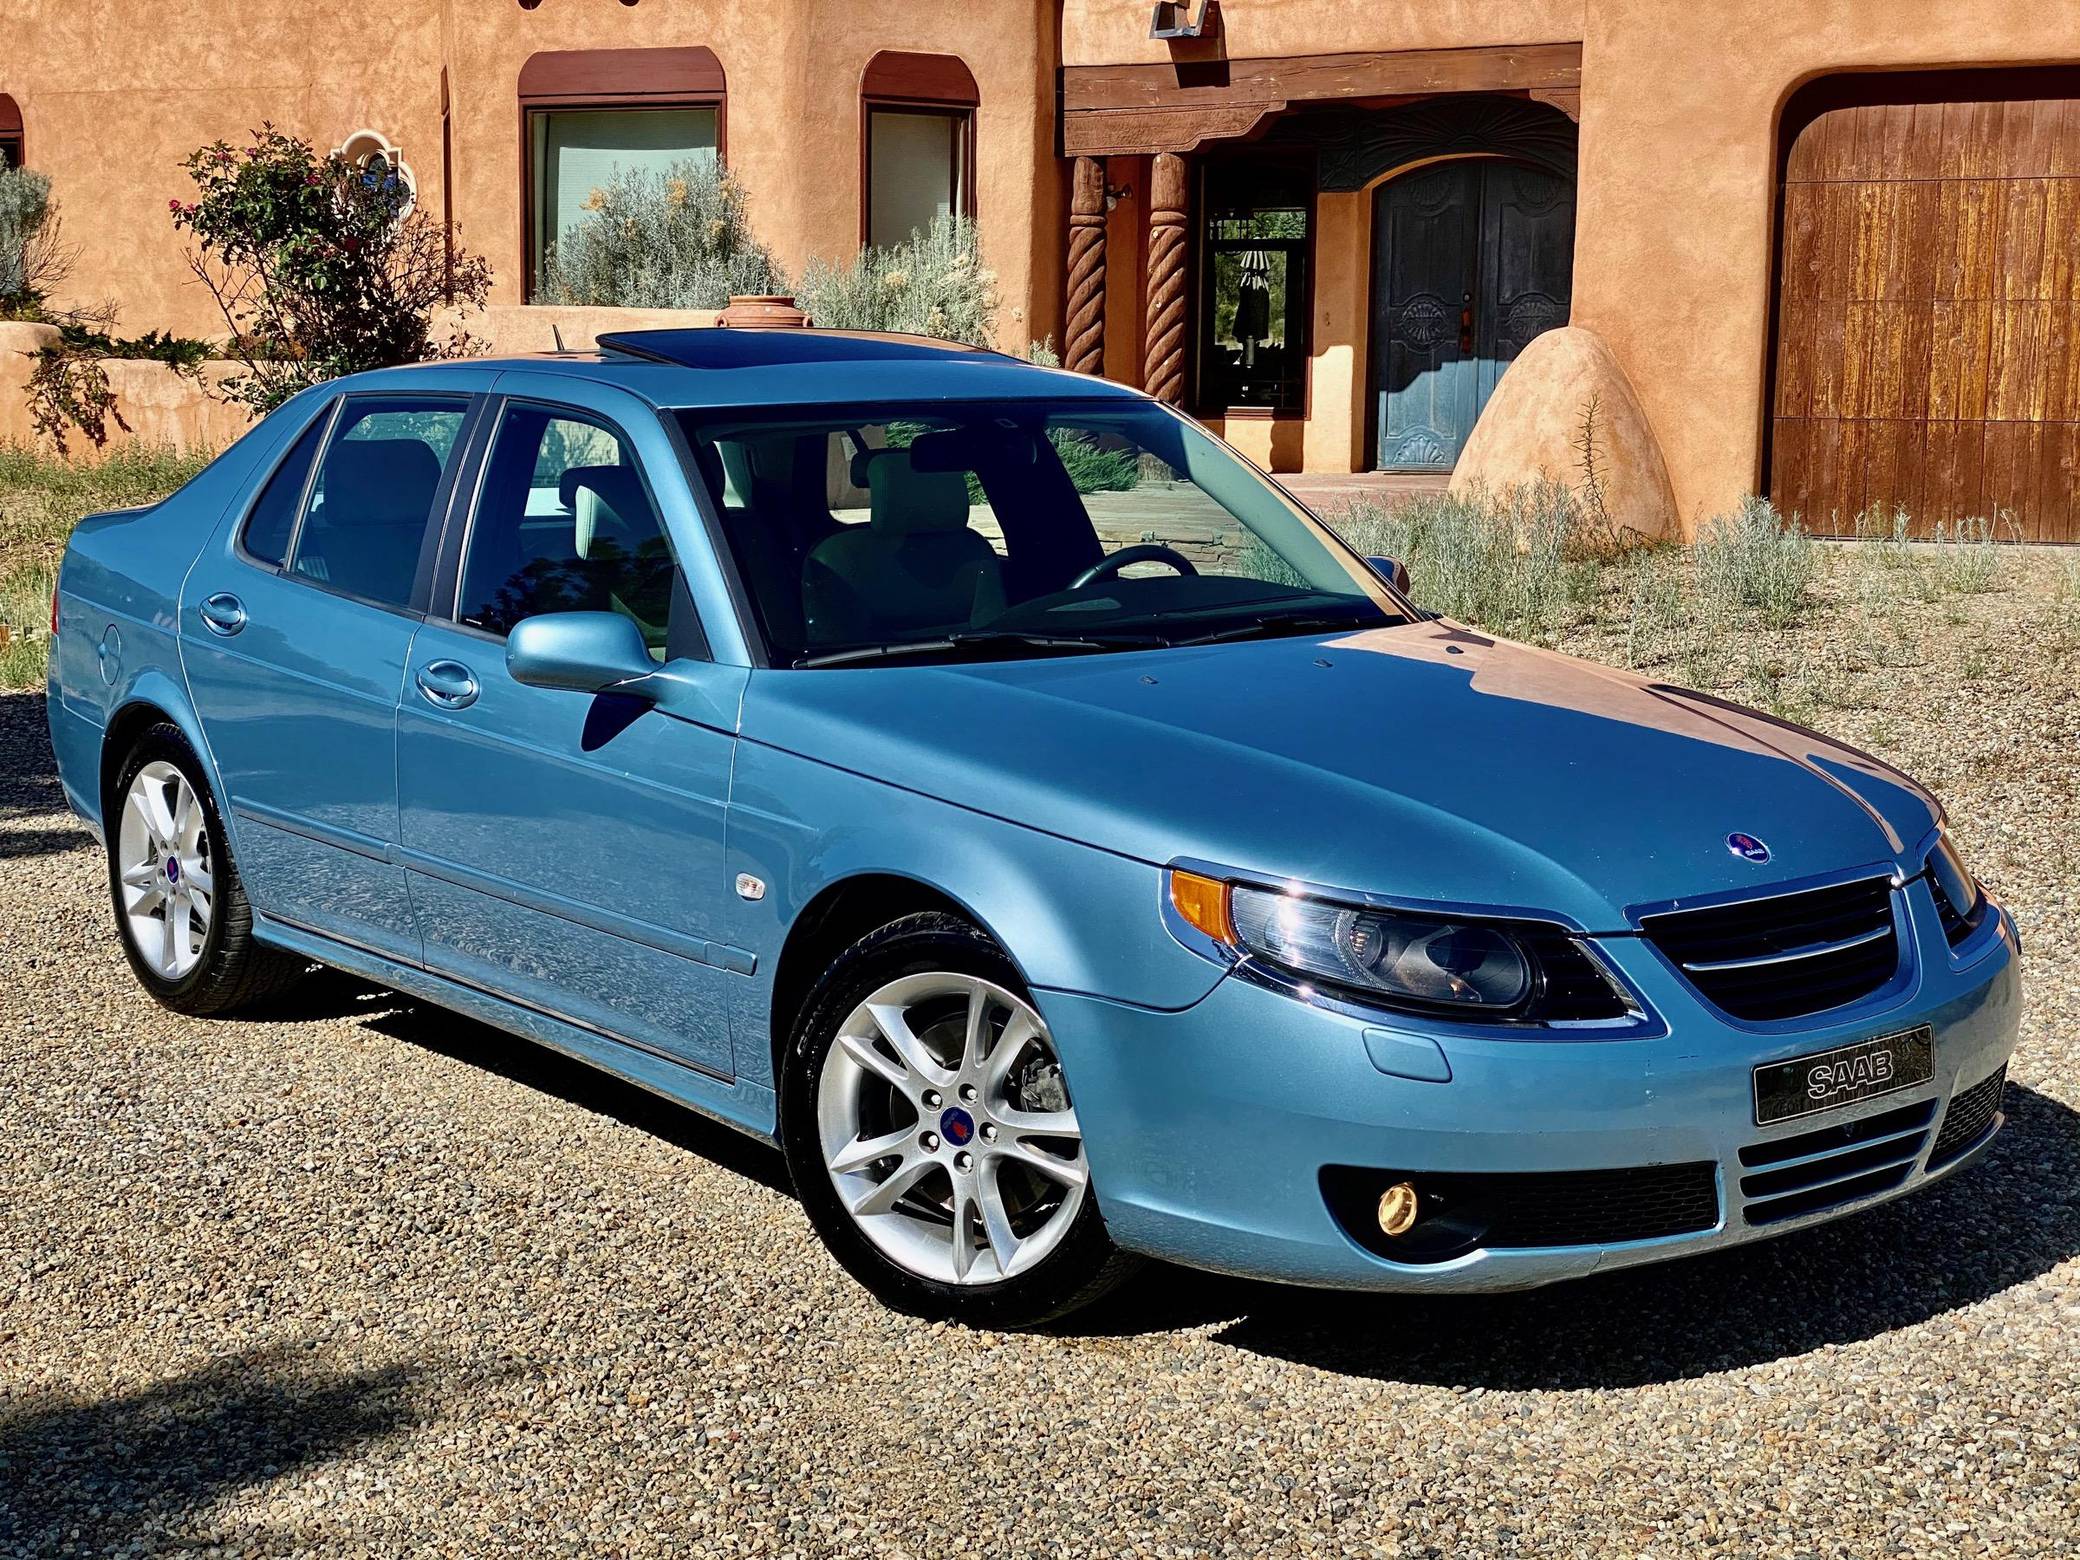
top-left (415, 659), bottom-right (480, 710)
top-left (198, 592), bottom-right (247, 637)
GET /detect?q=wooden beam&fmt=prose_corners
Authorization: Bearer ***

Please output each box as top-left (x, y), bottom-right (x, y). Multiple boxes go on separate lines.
top-left (1062, 42), bottom-right (1583, 157)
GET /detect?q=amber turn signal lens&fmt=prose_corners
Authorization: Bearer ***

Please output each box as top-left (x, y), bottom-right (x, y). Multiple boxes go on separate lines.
top-left (1169, 870), bottom-right (1235, 945)
top-left (1377, 1182), bottom-right (1420, 1238)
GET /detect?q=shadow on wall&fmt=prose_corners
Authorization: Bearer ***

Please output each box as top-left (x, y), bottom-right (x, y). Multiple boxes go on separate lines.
top-left (1073, 1083), bottom-right (2080, 1388)
top-left (0, 1346), bottom-right (425, 1553)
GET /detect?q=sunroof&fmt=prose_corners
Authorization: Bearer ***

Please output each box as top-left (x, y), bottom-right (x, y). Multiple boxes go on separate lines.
top-left (596, 329), bottom-right (994, 370)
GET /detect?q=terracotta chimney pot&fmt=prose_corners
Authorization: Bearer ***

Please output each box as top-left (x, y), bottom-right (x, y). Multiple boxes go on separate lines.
top-left (718, 294), bottom-right (810, 329)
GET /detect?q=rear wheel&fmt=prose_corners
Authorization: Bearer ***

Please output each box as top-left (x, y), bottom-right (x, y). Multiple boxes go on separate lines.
top-left (780, 912), bottom-right (1138, 1327)
top-left (107, 726), bottom-right (304, 1014)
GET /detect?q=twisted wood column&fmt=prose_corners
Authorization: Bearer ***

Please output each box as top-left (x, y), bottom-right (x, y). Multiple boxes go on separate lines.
top-left (1142, 152), bottom-right (1189, 405)
top-left (1064, 157), bottom-right (1107, 375)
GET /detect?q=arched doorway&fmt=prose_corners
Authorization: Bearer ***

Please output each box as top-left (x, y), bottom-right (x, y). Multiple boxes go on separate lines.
top-left (1370, 159), bottom-right (1574, 470)
top-left (1300, 95), bottom-right (1578, 471)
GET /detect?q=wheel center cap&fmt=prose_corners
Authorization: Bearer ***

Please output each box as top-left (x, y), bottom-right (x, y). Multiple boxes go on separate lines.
top-left (938, 1106), bottom-right (976, 1147)
top-left (164, 857), bottom-right (180, 884)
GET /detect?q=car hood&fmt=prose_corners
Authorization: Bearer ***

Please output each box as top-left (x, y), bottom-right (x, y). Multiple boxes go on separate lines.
top-left (743, 622), bottom-right (1939, 929)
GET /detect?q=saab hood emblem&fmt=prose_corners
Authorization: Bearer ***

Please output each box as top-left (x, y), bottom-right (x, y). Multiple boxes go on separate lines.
top-left (1726, 832), bottom-right (1771, 864)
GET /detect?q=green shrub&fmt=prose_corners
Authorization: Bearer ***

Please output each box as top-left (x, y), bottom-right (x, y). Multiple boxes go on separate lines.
top-left (1694, 494), bottom-right (1816, 626)
top-left (533, 158), bottom-right (784, 310)
top-left (796, 214), bottom-right (998, 347)
top-left (1929, 515), bottom-right (2005, 595)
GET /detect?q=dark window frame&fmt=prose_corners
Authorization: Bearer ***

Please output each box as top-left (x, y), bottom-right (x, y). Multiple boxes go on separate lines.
top-left (441, 395), bottom-right (709, 662)
top-left (0, 92), bottom-right (22, 167)
top-left (277, 391), bottom-right (479, 620)
top-left (1191, 151), bottom-right (1318, 419)
top-left (859, 51), bottom-right (979, 248)
top-left (518, 47), bottom-right (729, 298)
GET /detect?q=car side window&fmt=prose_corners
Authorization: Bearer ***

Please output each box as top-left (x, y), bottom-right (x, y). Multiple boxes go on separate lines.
top-left (455, 404), bottom-right (692, 661)
top-left (240, 407), bottom-right (330, 566)
top-left (287, 397), bottom-right (468, 610)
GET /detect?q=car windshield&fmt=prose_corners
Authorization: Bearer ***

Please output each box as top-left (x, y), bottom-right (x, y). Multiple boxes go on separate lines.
top-left (672, 399), bottom-right (1411, 667)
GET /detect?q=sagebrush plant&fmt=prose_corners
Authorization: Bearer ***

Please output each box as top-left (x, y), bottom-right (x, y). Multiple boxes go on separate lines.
top-left (533, 159), bottom-right (785, 310)
top-left (1329, 479), bottom-right (1593, 646)
top-left (173, 124), bottom-right (490, 414)
top-left (0, 165), bottom-right (72, 319)
top-left (1694, 494), bottom-right (1816, 627)
top-left (796, 214), bottom-right (998, 347)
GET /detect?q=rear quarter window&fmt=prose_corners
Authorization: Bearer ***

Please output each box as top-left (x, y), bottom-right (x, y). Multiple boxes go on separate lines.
top-left (240, 408), bottom-right (331, 566)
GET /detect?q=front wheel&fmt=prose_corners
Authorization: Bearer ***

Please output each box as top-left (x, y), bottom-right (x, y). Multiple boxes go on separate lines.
top-left (779, 912), bottom-right (1138, 1327)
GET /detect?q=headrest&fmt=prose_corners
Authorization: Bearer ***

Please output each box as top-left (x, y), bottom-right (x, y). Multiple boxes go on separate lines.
top-left (323, 438), bottom-right (441, 525)
top-left (867, 450), bottom-right (970, 535)
top-left (560, 464), bottom-right (652, 558)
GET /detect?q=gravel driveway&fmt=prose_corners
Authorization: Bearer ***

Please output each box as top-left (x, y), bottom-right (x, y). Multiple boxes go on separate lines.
top-left (3, 669), bottom-right (2077, 1556)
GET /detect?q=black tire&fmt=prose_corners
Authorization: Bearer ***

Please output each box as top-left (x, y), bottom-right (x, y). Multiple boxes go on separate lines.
top-left (778, 911), bottom-right (1141, 1328)
top-left (106, 724), bottom-right (306, 1016)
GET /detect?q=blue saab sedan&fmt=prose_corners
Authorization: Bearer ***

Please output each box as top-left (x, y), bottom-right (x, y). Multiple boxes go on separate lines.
top-left (47, 329), bottom-right (2020, 1326)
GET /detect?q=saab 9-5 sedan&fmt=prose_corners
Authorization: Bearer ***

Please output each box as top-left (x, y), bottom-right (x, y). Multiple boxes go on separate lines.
top-left (47, 329), bottom-right (2019, 1325)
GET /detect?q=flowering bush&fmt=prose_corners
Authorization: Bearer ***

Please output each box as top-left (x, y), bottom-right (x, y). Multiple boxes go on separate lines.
top-left (795, 213), bottom-right (998, 347)
top-left (533, 158), bottom-right (784, 309)
top-left (172, 125), bottom-right (490, 413)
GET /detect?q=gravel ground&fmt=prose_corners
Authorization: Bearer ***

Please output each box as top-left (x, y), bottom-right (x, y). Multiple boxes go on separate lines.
top-left (3, 558), bottom-right (2078, 1558)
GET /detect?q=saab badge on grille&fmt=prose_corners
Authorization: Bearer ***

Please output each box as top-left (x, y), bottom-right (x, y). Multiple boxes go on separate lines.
top-left (1726, 832), bottom-right (1771, 864)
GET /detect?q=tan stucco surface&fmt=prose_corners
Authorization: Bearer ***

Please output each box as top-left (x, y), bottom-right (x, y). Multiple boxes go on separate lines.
top-left (1060, 0), bottom-right (1584, 68)
top-left (1, 1), bottom-right (1057, 353)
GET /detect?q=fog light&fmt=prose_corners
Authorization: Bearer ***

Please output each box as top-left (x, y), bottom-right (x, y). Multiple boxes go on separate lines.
top-left (1376, 1181), bottom-right (1420, 1237)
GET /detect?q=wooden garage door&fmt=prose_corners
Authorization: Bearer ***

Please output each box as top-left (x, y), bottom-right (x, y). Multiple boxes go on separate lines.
top-left (1770, 74), bottom-right (2080, 541)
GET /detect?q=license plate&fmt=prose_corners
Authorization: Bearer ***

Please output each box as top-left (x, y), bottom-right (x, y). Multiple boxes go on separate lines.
top-left (1752, 1026), bottom-right (1933, 1126)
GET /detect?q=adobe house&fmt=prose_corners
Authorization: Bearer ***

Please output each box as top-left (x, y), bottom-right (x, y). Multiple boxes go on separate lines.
top-left (1, 1), bottom-right (2075, 539)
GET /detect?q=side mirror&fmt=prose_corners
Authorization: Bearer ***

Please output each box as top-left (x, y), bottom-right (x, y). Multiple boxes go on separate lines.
top-left (1367, 555), bottom-right (1412, 595)
top-left (506, 611), bottom-right (658, 695)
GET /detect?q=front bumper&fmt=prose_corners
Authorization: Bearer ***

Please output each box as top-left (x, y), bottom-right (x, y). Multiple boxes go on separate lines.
top-left (1040, 886), bottom-right (2021, 1292)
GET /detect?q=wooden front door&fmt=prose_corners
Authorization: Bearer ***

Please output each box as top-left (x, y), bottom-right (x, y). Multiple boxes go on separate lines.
top-left (1771, 77), bottom-right (2080, 541)
top-left (1371, 160), bottom-right (1575, 471)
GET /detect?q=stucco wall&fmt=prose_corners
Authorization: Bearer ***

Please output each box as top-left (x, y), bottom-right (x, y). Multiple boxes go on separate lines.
top-left (0, 0), bottom-right (446, 339)
top-left (1571, 1), bottom-right (2080, 529)
top-left (1060, 0), bottom-right (1585, 67)
top-left (0, 1), bottom-right (1056, 352)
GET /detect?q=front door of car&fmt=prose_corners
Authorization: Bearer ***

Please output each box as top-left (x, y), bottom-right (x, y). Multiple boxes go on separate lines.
top-left (183, 391), bottom-right (476, 963)
top-left (394, 397), bottom-right (743, 1078)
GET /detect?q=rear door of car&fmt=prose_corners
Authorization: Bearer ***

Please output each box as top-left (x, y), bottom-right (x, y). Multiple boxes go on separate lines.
top-left (182, 385), bottom-right (484, 963)
top-left (393, 377), bottom-right (748, 1079)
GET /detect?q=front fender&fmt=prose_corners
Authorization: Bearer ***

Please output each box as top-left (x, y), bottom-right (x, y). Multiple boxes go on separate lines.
top-left (725, 741), bottom-right (1225, 1087)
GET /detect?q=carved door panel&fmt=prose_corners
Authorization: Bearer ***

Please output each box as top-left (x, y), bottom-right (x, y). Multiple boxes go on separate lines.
top-left (1371, 160), bottom-right (1576, 471)
top-left (1372, 163), bottom-right (1480, 471)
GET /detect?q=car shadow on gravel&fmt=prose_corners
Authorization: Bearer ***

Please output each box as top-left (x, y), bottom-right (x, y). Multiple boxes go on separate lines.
top-left (263, 972), bottom-right (798, 1197)
top-left (0, 1345), bottom-right (421, 1553)
top-left (1098, 1083), bottom-right (2079, 1387)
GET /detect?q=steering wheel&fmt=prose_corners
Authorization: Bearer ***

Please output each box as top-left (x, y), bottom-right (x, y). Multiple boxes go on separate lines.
top-left (1070, 543), bottom-right (1200, 590)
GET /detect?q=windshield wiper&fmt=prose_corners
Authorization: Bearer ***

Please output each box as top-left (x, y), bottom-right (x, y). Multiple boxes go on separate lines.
top-left (794, 629), bottom-right (1168, 669)
top-left (1168, 611), bottom-right (1390, 649)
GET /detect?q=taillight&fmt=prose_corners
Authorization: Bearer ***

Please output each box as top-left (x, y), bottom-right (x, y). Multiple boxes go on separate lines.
top-left (49, 582), bottom-right (59, 639)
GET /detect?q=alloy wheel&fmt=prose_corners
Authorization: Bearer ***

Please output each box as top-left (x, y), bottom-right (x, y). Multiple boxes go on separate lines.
top-left (816, 971), bottom-right (1088, 1286)
top-left (116, 759), bottom-right (214, 980)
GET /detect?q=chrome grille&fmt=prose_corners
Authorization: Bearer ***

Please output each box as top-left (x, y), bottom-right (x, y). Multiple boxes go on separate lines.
top-left (1641, 876), bottom-right (1899, 1021)
top-left (1738, 1097), bottom-right (1935, 1225)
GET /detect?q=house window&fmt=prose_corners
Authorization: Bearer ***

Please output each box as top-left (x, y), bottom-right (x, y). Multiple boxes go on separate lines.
top-left (860, 52), bottom-right (978, 248)
top-left (1196, 158), bottom-right (1313, 414)
top-left (336, 130), bottom-right (415, 216)
top-left (518, 47), bottom-right (727, 293)
top-left (0, 94), bottom-right (23, 168)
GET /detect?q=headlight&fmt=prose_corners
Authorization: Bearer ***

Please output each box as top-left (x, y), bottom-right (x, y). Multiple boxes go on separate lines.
top-left (1229, 886), bottom-right (1533, 1009)
top-left (1927, 826), bottom-right (1985, 934)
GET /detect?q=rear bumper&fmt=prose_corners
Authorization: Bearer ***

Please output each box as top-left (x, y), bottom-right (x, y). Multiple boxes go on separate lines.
top-left (46, 672), bottom-right (106, 843)
top-left (1040, 900), bottom-right (2021, 1292)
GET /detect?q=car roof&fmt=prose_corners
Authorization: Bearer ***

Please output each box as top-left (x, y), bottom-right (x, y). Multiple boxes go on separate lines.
top-left (372, 328), bottom-right (1153, 413)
